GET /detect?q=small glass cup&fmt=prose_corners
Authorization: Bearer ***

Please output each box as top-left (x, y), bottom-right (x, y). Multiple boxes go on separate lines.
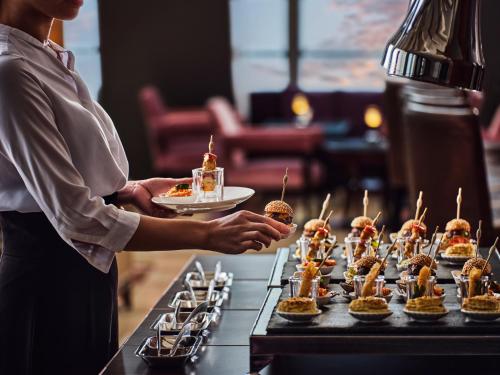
top-left (459, 275), bottom-right (490, 299)
top-left (289, 274), bottom-right (320, 299)
top-left (346, 237), bottom-right (372, 265)
top-left (298, 236), bottom-right (311, 263)
top-left (192, 167), bottom-right (224, 202)
top-left (353, 275), bottom-right (385, 298)
top-left (397, 238), bottom-right (423, 265)
top-left (406, 275), bottom-right (436, 299)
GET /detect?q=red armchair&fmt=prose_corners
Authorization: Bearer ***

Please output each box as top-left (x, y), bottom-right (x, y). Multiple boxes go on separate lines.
top-left (138, 86), bottom-right (215, 176)
top-left (206, 97), bottom-right (324, 192)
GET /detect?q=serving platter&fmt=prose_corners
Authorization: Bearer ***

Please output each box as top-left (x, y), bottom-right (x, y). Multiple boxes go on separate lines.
top-left (152, 186), bottom-right (255, 214)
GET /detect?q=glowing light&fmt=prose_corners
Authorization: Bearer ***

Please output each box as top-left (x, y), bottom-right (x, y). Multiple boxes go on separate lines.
top-left (364, 105), bottom-right (383, 128)
top-left (291, 94), bottom-right (311, 116)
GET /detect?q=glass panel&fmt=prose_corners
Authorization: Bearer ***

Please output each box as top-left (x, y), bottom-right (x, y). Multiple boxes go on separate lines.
top-left (63, 0), bottom-right (101, 100)
top-left (232, 56), bottom-right (289, 117)
top-left (230, 0), bottom-right (288, 53)
top-left (299, 0), bottom-right (408, 52)
top-left (298, 57), bottom-right (386, 91)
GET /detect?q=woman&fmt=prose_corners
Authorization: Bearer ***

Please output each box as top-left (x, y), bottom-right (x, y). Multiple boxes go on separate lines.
top-left (0, 1), bottom-right (289, 374)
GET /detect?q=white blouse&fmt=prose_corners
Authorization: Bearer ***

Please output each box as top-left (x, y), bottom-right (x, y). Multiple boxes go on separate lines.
top-left (0, 24), bottom-right (140, 273)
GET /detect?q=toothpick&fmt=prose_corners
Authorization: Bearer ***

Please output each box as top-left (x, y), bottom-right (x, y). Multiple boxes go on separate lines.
top-left (322, 210), bottom-right (334, 229)
top-left (456, 187), bottom-right (462, 220)
top-left (363, 190), bottom-right (369, 217)
top-left (426, 226), bottom-right (439, 256)
top-left (374, 241), bottom-right (397, 279)
top-left (475, 220), bottom-right (482, 258)
top-left (313, 242), bottom-right (336, 277)
top-left (414, 191), bottom-right (423, 220)
top-left (417, 207), bottom-right (428, 226)
top-left (208, 135), bottom-right (214, 154)
top-left (318, 193), bottom-right (331, 221)
top-left (481, 237), bottom-right (498, 275)
top-left (429, 233), bottom-right (441, 270)
top-left (280, 168), bottom-right (288, 202)
top-left (372, 211), bottom-right (382, 226)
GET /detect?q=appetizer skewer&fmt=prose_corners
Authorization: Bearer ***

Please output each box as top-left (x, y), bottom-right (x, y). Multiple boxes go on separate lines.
top-left (264, 169), bottom-right (294, 226)
top-left (403, 207), bottom-right (428, 258)
top-left (353, 212), bottom-right (381, 259)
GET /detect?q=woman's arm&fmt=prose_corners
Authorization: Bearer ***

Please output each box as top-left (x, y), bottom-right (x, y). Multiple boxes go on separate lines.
top-left (125, 210), bottom-right (290, 254)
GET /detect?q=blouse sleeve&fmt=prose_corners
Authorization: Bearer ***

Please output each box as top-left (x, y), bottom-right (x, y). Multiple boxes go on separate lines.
top-left (0, 57), bottom-right (140, 273)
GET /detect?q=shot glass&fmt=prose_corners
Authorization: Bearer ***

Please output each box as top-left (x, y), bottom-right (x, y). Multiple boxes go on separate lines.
top-left (353, 275), bottom-right (385, 298)
top-left (459, 275), bottom-right (490, 300)
top-left (345, 237), bottom-right (372, 265)
top-left (406, 275), bottom-right (436, 299)
top-left (289, 274), bottom-right (319, 299)
top-left (192, 167), bottom-right (224, 202)
top-left (397, 238), bottom-right (423, 264)
top-left (298, 236), bottom-right (311, 263)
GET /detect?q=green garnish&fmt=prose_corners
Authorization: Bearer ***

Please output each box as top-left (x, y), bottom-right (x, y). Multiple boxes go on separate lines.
top-left (176, 183), bottom-right (190, 190)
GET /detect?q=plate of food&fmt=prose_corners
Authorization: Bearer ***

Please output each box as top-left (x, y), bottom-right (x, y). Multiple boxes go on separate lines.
top-left (348, 296), bottom-right (393, 322)
top-left (461, 294), bottom-right (500, 321)
top-left (276, 297), bottom-right (322, 323)
top-left (404, 296), bottom-right (449, 321)
top-left (153, 186), bottom-right (255, 214)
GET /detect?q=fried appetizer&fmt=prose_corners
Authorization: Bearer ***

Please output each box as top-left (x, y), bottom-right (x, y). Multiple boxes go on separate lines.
top-left (463, 295), bottom-right (500, 312)
top-left (361, 263), bottom-right (382, 297)
top-left (403, 222), bottom-right (427, 258)
top-left (264, 200), bottom-right (294, 226)
top-left (307, 226), bottom-right (330, 259)
top-left (405, 296), bottom-right (446, 313)
top-left (162, 183), bottom-right (192, 197)
top-left (278, 297), bottom-right (317, 313)
top-left (353, 224), bottom-right (377, 258)
top-left (462, 258), bottom-right (492, 276)
top-left (298, 262), bottom-right (317, 297)
top-left (468, 267), bottom-right (483, 298)
top-left (349, 296), bottom-right (389, 312)
top-left (303, 219), bottom-right (332, 238)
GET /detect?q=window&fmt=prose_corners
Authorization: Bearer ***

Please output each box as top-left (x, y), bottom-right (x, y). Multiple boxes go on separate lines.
top-left (230, 0), bottom-right (408, 114)
top-left (63, 0), bottom-right (102, 100)
top-left (230, 0), bottom-right (290, 116)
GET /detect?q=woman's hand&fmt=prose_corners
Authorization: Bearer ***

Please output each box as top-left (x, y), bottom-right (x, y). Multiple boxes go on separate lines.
top-left (205, 210), bottom-right (290, 254)
top-left (118, 177), bottom-right (192, 218)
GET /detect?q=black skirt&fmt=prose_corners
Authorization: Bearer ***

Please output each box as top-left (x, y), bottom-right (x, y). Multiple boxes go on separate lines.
top-left (0, 211), bottom-right (118, 375)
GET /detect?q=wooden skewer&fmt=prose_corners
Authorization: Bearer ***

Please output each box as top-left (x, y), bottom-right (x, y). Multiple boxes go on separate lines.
top-left (475, 220), bottom-right (482, 258)
top-left (374, 225), bottom-right (386, 254)
top-left (372, 211), bottom-right (382, 226)
top-left (208, 135), bottom-right (214, 154)
top-left (318, 193), bottom-right (331, 221)
top-left (456, 187), bottom-right (462, 220)
top-left (426, 226), bottom-right (439, 256)
top-left (363, 190), bottom-right (369, 217)
top-left (414, 191), bottom-right (423, 221)
top-left (417, 207), bottom-right (428, 226)
top-left (322, 210), bottom-right (334, 229)
top-left (481, 237), bottom-right (498, 275)
top-left (280, 168), bottom-right (288, 202)
top-left (313, 242), bottom-right (335, 277)
top-left (373, 241), bottom-right (398, 279)
top-left (429, 232), bottom-right (441, 271)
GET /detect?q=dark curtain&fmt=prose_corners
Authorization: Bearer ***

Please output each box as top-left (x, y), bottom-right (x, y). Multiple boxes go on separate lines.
top-left (98, 0), bottom-right (233, 178)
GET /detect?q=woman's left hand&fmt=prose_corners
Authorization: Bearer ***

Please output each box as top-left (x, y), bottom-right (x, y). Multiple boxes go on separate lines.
top-left (118, 177), bottom-right (192, 218)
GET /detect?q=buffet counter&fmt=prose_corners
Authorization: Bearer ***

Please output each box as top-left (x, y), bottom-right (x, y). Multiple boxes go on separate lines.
top-left (101, 250), bottom-right (500, 375)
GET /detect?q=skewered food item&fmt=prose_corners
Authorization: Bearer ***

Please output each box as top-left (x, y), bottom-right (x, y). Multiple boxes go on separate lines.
top-left (278, 297), bottom-right (317, 313)
top-left (463, 295), bottom-right (500, 311)
top-left (350, 216), bottom-right (375, 237)
top-left (200, 136), bottom-right (218, 192)
top-left (264, 200), bottom-right (294, 226)
top-left (417, 266), bottom-right (431, 289)
top-left (405, 296), bottom-right (446, 313)
top-left (303, 219), bottom-right (332, 238)
top-left (306, 226), bottom-right (330, 259)
top-left (345, 256), bottom-right (386, 284)
top-left (161, 183), bottom-right (192, 197)
top-left (440, 218), bottom-right (472, 252)
top-left (361, 263), bottom-right (381, 297)
top-left (398, 220), bottom-right (427, 239)
top-left (403, 221), bottom-right (427, 258)
top-left (303, 259), bottom-right (336, 268)
top-left (461, 258), bottom-right (492, 276)
top-left (349, 296), bottom-right (389, 313)
top-left (407, 253), bottom-right (437, 276)
top-left (468, 267), bottom-right (483, 298)
top-left (298, 262), bottom-right (317, 297)
top-left (353, 224), bottom-right (377, 258)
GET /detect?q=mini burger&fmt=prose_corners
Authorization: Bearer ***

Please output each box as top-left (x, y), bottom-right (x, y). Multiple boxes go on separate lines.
top-left (264, 200), bottom-right (294, 226)
top-left (407, 253), bottom-right (437, 276)
top-left (398, 219), bottom-right (427, 238)
top-left (350, 216), bottom-right (377, 237)
top-left (461, 258), bottom-right (492, 276)
top-left (441, 218), bottom-right (474, 255)
top-left (345, 256), bottom-right (386, 283)
top-left (303, 219), bottom-right (332, 238)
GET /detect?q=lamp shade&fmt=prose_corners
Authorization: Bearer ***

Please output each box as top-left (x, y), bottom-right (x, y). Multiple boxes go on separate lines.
top-left (381, 0), bottom-right (485, 91)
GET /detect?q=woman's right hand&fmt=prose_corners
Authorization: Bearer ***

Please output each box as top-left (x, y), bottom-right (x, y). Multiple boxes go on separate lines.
top-left (206, 210), bottom-right (291, 254)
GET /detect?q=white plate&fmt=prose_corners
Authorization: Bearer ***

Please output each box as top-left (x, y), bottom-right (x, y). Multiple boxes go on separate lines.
top-left (461, 308), bottom-right (500, 322)
top-left (348, 309), bottom-right (393, 322)
top-left (440, 253), bottom-right (472, 264)
top-left (403, 307), bottom-right (449, 321)
top-left (152, 186), bottom-right (255, 214)
top-left (276, 308), bottom-right (322, 323)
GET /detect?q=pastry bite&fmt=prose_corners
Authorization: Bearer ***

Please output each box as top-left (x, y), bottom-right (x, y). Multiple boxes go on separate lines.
top-left (278, 297), bottom-right (317, 313)
top-left (463, 295), bottom-right (500, 312)
top-left (162, 183), bottom-right (192, 197)
top-left (349, 296), bottom-right (389, 313)
top-left (405, 296), bottom-right (446, 313)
